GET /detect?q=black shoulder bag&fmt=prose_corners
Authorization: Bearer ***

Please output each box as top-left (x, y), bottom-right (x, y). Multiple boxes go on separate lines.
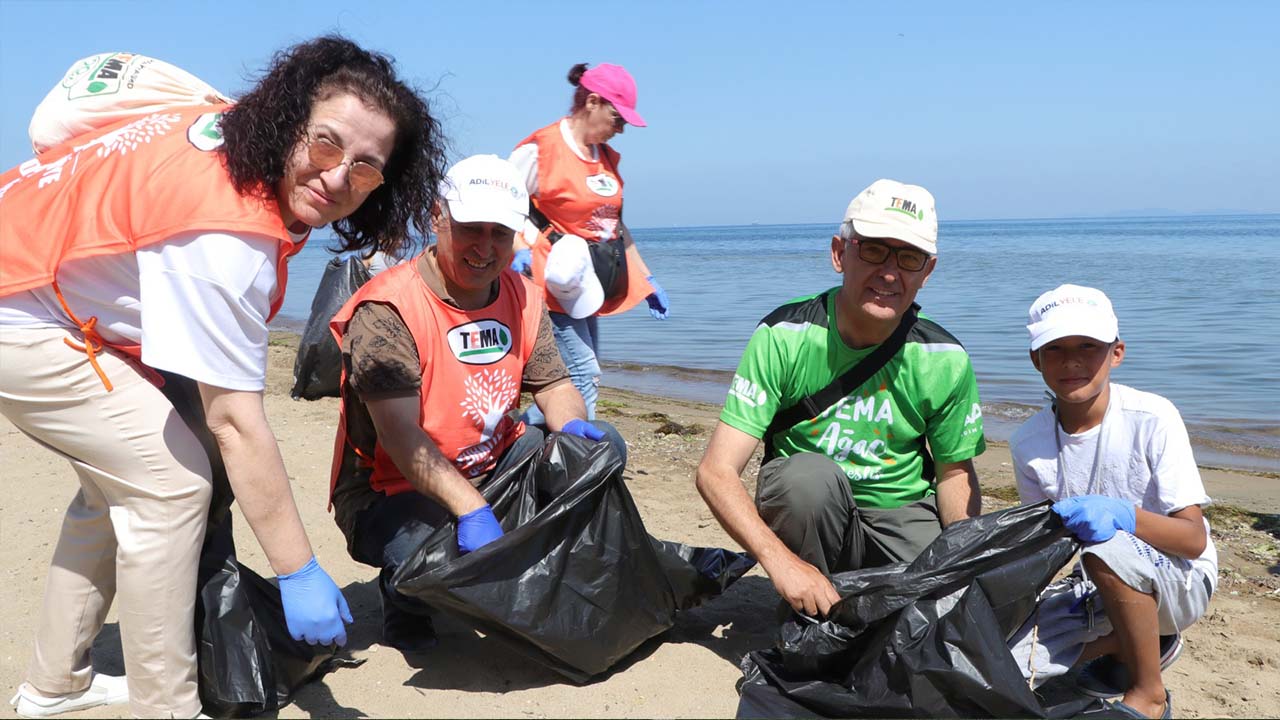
top-left (762, 303), bottom-right (921, 462)
top-left (527, 210), bottom-right (628, 301)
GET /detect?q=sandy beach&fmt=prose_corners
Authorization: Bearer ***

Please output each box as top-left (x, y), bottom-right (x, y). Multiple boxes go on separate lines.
top-left (1, 332), bottom-right (1277, 718)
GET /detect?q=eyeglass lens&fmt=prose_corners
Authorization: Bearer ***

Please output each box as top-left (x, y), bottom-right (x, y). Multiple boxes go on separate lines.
top-left (308, 138), bottom-right (384, 192)
top-left (856, 241), bottom-right (927, 271)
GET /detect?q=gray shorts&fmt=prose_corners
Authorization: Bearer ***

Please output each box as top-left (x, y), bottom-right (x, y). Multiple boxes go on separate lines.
top-left (1009, 530), bottom-right (1214, 685)
top-left (1082, 530), bottom-right (1213, 635)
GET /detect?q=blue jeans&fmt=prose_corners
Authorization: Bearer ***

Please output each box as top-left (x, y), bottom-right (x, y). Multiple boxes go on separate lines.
top-left (527, 312), bottom-right (601, 424)
top-left (349, 421), bottom-right (627, 616)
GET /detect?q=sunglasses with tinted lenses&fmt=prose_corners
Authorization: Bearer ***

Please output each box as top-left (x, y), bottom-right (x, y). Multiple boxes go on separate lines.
top-left (852, 239), bottom-right (930, 272)
top-left (607, 104), bottom-right (626, 129)
top-left (306, 137), bottom-right (385, 193)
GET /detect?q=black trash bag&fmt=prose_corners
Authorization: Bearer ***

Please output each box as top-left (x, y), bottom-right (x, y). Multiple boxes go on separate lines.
top-left (195, 517), bottom-right (363, 717)
top-left (157, 372), bottom-right (361, 717)
top-left (392, 433), bottom-right (756, 683)
top-left (291, 255), bottom-right (370, 400)
top-left (651, 538), bottom-right (759, 612)
top-left (737, 502), bottom-right (1100, 719)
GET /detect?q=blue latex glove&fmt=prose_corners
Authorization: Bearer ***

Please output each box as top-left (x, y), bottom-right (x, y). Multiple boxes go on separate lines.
top-left (1052, 495), bottom-right (1137, 543)
top-left (562, 418), bottom-right (606, 441)
top-left (644, 275), bottom-right (669, 320)
top-left (511, 248), bottom-right (532, 276)
top-left (457, 504), bottom-right (504, 554)
top-left (277, 556), bottom-right (353, 646)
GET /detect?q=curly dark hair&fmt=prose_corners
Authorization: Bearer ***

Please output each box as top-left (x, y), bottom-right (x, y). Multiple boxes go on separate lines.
top-left (218, 35), bottom-right (446, 256)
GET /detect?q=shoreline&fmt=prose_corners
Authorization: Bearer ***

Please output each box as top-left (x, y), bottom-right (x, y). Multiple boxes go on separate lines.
top-left (595, 361), bottom-right (1280, 475)
top-left (269, 321), bottom-right (1280, 472)
top-left (270, 323), bottom-right (1280, 476)
top-left (591, 386), bottom-right (1280, 515)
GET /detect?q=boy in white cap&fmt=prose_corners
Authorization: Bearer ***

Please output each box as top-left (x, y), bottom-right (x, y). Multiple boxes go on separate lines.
top-left (696, 179), bottom-right (985, 619)
top-left (326, 155), bottom-right (626, 653)
top-left (1009, 284), bottom-right (1217, 719)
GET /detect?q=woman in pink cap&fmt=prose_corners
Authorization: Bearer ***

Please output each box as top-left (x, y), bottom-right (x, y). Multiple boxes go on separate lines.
top-left (509, 62), bottom-right (669, 420)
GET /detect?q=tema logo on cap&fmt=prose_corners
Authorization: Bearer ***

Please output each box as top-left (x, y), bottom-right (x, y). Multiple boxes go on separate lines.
top-left (885, 197), bottom-right (923, 221)
top-left (447, 320), bottom-right (513, 365)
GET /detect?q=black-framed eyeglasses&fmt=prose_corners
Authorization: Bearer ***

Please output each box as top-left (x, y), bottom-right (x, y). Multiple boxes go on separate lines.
top-left (306, 136), bottom-right (385, 193)
top-left (850, 238), bottom-right (930, 272)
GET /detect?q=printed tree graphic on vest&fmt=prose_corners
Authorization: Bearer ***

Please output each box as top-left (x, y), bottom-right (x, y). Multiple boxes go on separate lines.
top-left (94, 113), bottom-right (182, 159)
top-left (3, 113), bottom-right (182, 200)
top-left (586, 205), bottom-right (620, 241)
top-left (455, 368), bottom-right (519, 475)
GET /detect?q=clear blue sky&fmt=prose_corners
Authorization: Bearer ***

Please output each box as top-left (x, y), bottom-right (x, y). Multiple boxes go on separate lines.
top-left (2, 1), bottom-right (1276, 225)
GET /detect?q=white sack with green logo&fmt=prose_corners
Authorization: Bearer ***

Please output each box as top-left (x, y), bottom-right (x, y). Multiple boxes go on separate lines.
top-left (29, 52), bottom-right (230, 155)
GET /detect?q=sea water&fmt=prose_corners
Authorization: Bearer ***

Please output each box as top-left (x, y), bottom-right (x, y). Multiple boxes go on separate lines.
top-left (275, 214), bottom-right (1280, 471)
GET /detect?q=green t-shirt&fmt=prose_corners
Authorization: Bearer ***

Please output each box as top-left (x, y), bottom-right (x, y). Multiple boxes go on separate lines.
top-left (721, 288), bottom-right (986, 509)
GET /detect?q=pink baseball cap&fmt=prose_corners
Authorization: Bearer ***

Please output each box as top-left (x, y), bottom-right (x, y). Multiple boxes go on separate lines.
top-left (579, 63), bottom-right (647, 127)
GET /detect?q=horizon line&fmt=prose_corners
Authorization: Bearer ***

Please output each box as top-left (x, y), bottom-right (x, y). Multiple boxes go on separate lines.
top-left (627, 210), bottom-right (1280, 232)
top-left (302, 210), bottom-right (1278, 239)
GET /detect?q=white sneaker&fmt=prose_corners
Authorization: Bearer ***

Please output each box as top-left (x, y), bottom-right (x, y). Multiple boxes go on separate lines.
top-left (9, 674), bottom-right (128, 718)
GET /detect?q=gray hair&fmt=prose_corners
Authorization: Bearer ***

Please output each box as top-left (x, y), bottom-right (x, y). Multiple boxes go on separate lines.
top-left (838, 219), bottom-right (857, 241)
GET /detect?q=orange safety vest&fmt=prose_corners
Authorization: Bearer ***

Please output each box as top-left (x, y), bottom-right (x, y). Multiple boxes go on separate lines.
top-left (0, 105), bottom-right (303, 387)
top-left (328, 261), bottom-right (543, 498)
top-left (516, 121), bottom-right (653, 316)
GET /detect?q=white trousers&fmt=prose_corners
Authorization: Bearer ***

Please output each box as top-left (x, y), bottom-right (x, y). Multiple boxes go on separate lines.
top-left (0, 327), bottom-right (210, 718)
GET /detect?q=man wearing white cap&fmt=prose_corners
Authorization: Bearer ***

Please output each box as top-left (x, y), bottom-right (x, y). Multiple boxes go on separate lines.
top-left (696, 179), bottom-right (985, 617)
top-left (326, 155), bottom-right (626, 652)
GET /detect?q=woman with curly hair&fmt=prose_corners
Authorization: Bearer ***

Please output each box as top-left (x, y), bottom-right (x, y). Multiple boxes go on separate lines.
top-left (0, 36), bottom-right (445, 718)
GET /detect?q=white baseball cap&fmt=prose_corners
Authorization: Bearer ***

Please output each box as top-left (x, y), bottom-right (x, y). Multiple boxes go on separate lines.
top-left (544, 235), bottom-right (605, 319)
top-left (843, 179), bottom-right (939, 254)
top-left (1027, 284), bottom-right (1119, 351)
top-left (439, 154), bottom-right (529, 232)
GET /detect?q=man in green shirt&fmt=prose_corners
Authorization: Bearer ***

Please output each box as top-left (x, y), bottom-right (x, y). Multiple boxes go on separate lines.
top-left (695, 179), bottom-right (985, 618)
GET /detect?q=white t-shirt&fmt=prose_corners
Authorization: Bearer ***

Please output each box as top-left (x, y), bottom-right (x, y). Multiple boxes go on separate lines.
top-left (0, 230), bottom-right (301, 391)
top-left (509, 118), bottom-right (601, 249)
top-left (1011, 383), bottom-right (1218, 586)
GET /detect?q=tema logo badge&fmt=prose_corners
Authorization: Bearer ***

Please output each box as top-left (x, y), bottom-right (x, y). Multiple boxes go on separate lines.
top-left (585, 173), bottom-right (619, 197)
top-left (65, 52), bottom-right (138, 100)
top-left (187, 113), bottom-right (224, 152)
top-left (447, 320), bottom-right (513, 365)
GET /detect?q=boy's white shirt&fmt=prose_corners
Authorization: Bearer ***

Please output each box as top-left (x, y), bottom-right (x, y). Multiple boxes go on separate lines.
top-left (1011, 382), bottom-right (1218, 589)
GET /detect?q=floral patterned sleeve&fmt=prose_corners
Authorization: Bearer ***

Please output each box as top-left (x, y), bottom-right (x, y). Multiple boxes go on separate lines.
top-left (341, 301), bottom-right (422, 400)
top-left (522, 304), bottom-right (570, 394)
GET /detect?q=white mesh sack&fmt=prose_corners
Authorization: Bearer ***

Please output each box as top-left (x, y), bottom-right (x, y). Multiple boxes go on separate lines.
top-left (29, 51), bottom-right (230, 155)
